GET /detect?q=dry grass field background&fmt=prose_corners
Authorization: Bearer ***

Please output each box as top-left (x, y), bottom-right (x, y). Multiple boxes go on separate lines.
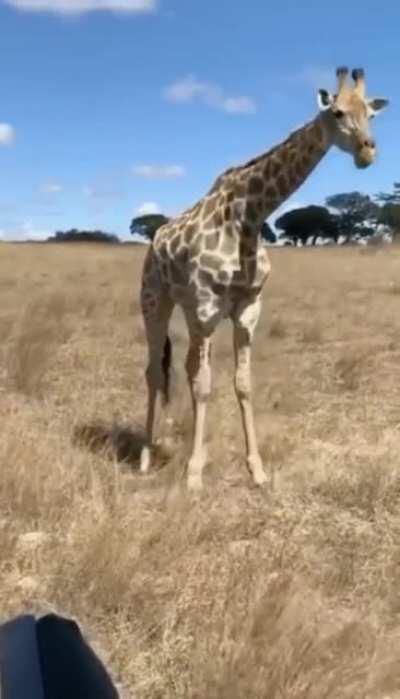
top-left (1, 241), bottom-right (400, 697)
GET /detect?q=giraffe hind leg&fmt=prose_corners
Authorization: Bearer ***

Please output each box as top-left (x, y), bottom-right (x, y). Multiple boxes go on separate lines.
top-left (140, 285), bottom-right (174, 474)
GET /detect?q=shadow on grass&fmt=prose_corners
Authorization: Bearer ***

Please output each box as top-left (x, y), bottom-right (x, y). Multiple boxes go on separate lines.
top-left (73, 421), bottom-right (175, 474)
top-left (73, 421), bottom-right (146, 468)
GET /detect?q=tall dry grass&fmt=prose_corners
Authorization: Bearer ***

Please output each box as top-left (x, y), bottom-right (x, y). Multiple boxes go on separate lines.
top-left (1, 241), bottom-right (400, 697)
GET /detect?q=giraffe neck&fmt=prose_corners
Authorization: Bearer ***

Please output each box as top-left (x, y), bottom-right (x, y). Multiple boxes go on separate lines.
top-left (225, 114), bottom-right (333, 229)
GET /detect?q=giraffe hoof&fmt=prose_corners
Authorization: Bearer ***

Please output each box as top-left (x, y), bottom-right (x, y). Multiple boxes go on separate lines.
top-left (139, 446), bottom-right (151, 474)
top-left (187, 475), bottom-right (203, 492)
top-left (253, 472), bottom-right (268, 487)
top-left (247, 457), bottom-right (268, 487)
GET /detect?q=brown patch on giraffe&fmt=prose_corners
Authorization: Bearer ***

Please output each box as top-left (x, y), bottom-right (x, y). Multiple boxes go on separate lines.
top-left (314, 121), bottom-right (324, 143)
top-left (265, 185), bottom-right (278, 202)
top-left (200, 253), bottom-right (221, 271)
top-left (198, 270), bottom-right (215, 287)
top-left (263, 160), bottom-right (272, 180)
top-left (277, 174), bottom-right (288, 197)
top-left (184, 224), bottom-right (197, 244)
top-left (226, 190), bottom-right (235, 203)
top-left (213, 210), bottom-right (223, 228)
top-left (178, 246), bottom-right (189, 265)
top-left (242, 222), bottom-right (254, 238)
top-left (212, 282), bottom-right (226, 296)
top-left (143, 252), bottom-right (152, 274)
top-left (294, 160), bottom-right (304, 179)
top-left (169, 236), bottom-right (181, 255)
top-left (224, 205), bottom-right (232, 221)
top-left (302, 155), bottom-right (311, 170)
top-left (157, 241), bottom-right (168, 259)
top-left (246, 257), bottom-right (257, 283)
top-left (170, 261), bottom-right (187, 286)
top-left (248, 176), bottom-right (264, 196)
top-left (202, 195), bottom-right (218, 218)
top-left (218, 270), bottom-right (230, 283)
top-left (256, 199), bottom-right (264, 214)
top-left (234, 182), bottom-right (247, 198)
top-left (205, 231), bottom-right (219, 251)
top-left (190, 235), bottom-right (203, 257)
top-left (203, 216), bottom-right (216, 231)
top-left (246, 203), bottom-right (258, 223)
top-left (240, 240), bottom-right (254, 258)
top-left (271, 158), bottom-right (282, 178)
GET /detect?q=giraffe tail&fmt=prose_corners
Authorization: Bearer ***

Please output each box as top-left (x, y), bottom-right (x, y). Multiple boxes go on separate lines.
top-left (161, 335), bottom-right (172, 405)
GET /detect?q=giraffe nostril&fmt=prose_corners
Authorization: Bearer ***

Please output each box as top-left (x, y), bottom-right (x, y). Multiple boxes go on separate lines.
top-left (363, 138), bottom-right (375, 149)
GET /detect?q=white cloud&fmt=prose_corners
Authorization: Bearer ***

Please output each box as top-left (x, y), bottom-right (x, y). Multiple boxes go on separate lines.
top-left (164, 75), bottom-right (256, 115)
top-left (4, 0), bottom-right (156, 14)
top-left (83, 185), bottom-right (121, 200)
top-left (222, 97), bottom-right (256, 115)
top-left (136, 201), bottom-right (161, 215)
top-left (0, 123), bottom-right (15, 146)
top-left (132, 164), bottom-right (186, 180)
top-left (41, 181), bottom-right (63, 194)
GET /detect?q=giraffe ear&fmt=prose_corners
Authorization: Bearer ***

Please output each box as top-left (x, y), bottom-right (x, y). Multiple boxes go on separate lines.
top-left (367, 98), bottom-right (389, 117)
top-left (317, 89), bottom-right (334, 111)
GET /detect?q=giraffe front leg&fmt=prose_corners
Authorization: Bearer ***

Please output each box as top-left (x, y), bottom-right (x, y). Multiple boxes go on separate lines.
top-left (185, 334), bottom-right (212, 491)
top-left (232, 298), bottom-right (267, 487)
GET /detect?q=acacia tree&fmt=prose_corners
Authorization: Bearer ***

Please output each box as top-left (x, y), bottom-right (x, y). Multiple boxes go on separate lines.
top-left (326, 192), bottom-right (379, 240)
top-left (48, 229), bottom-right (119, 244)
top-left (275, 205), bottom-right (338, 245)
top-left (261, 221), bottom-right (276, 244)
top-left (375, 183), bottom-right (400, 238)
top-left (130, 214), bottom-right (169, 242)
top-left (376, 182), bottom-right (400, 204)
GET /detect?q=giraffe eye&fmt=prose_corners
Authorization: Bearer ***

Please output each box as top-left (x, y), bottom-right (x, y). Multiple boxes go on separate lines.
top-left (334, 109), bottom-right (345, 119)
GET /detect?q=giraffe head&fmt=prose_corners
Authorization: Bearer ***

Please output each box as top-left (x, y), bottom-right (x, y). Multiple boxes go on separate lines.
top-left (317, 67), bottom-right (388, 169)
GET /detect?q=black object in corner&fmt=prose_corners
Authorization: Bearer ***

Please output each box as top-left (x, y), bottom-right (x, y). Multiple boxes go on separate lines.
top-left (0, 613), bottom-right (120, 699)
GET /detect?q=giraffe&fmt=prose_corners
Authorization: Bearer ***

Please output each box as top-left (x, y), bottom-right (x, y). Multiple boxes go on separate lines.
top-left (139, 67), bottom-right (388, 491)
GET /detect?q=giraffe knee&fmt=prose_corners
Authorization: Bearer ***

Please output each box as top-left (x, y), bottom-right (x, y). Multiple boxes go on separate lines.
top-left (235, 369), bottom-right (251, 401)
top-left (193, 366), bottom-right (212, 402)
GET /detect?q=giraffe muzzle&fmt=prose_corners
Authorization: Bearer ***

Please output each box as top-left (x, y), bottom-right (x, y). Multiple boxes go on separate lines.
top-left (354, 137), bottom-right (376, 169)
top-left (354, 146), bottom-right (376, 169)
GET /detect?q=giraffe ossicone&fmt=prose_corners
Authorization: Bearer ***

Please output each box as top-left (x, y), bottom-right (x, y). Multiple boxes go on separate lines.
top-left (139, 66), bottom-right (388, 491)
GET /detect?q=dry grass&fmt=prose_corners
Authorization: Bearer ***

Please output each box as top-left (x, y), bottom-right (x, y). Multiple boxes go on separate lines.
top-left (268, 315), bottom-right (287, 338)
top-left (1, 241), bottom-right (400, 697)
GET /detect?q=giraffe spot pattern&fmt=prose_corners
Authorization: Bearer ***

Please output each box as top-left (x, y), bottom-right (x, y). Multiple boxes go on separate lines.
top-left (277, 174), bottom-right (288, 197)
top-left (200, 253), bottom-right (221, 271)
top-left (248, 176), bottom-right (264, 195)
top-left (246, 203), bottom-right (258, 222)
top-left (205, 231), bottom-right (220, 251)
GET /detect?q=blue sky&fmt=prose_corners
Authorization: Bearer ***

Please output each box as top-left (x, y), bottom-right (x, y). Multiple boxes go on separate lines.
top-left (0, 0), bottom-right (397, 240)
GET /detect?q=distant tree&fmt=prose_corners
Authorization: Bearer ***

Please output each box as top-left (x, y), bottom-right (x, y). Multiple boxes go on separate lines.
top-left (275, 205), bottom-right (338, 246)
top-left (48, 229), bottom-right (119, 244)
top-left (375, 183), bottom-right (400, 240)
top-left (378, 203), bottom-right (400, 232)
top-left (376, 182), bottom-right (400, 204)
top-left (130, 214), bottom-right (169, 242)
top-left (261, 221), bottom-right (276, 244)
top-left (326, 191), bottom-right (379, 240)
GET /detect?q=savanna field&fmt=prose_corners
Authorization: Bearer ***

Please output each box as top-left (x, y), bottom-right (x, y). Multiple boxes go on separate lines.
top-left (1, 241), bottom-right (400, 698)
